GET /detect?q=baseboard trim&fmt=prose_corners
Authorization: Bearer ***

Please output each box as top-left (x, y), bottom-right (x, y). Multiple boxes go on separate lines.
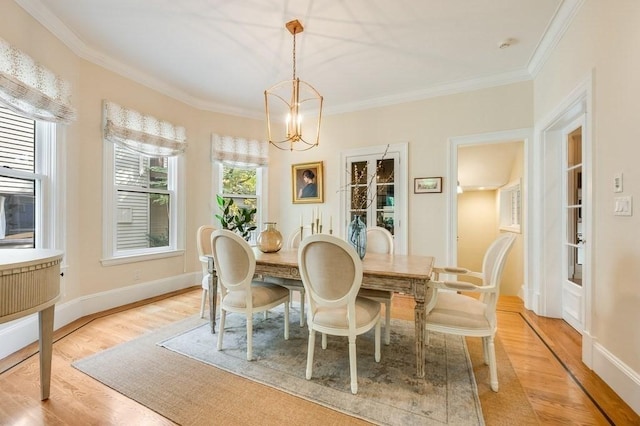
top-left (0, 272), bottom-right (199, 359)
top-left (592, 340), bottom-right (640, 415)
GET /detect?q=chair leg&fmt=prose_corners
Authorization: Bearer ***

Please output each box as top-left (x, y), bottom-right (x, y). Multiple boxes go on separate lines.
top-left (488, 335), bottom-right (498, 392)
top-left (375, 319), bottom-right (381, 362)
top-left (306, 330), bottom-right (316, 380)
top-left (216, 310), bottom-right (226, 350)
top-left (284, 301), bottom-right (290, 340)
top-left (321, 333), bottom-right (327, 349)
top-left (348, 336), bottom-right (358, 394)
top-left (246, 314), bottom-right (253, 361)
top-left (299, 288), bottom-right (305, 327)
top-left (483, 336), bottom-right (490, 365)
top-left (384, 300), bottom-right (391, 345)
top-left (199, 288), bottom-right (208, 319)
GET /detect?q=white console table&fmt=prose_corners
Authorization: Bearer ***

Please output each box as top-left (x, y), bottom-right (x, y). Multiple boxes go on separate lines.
top-left (0, 249), bottom-right (63, 400)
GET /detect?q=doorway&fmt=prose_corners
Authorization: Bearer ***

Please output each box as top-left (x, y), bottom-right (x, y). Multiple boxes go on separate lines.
top-left (536, 77), bottom-right (592, 349)
top-left (448, 129), bottom-right (530, 296)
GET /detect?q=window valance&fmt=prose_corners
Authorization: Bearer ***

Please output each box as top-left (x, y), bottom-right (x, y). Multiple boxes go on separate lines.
top-left (0, 37), bottom-right (77, 124)
top-left (211, 134), bottom-right (268, 167)
top-left (103, 100), bottom-right (187, 157)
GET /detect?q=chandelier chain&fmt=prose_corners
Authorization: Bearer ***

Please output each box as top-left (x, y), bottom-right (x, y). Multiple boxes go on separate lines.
top-left (292, 31), bottom-right (297, 81)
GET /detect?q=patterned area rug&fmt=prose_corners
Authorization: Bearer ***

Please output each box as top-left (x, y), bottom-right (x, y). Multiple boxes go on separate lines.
top-left (74, 310), bottom-right (484, 425)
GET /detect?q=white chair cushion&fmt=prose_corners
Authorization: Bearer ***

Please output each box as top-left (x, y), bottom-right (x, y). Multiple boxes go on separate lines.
top-left (426, 293), bottom-right (489, 330)
top-left (312, 297), bottom-right (380, 329)
top-left (221, 282), bottom-right (289, 309)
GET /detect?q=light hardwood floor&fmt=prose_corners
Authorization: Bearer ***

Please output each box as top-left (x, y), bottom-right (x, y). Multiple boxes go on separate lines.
top-left (0, 288), bottom-right (638, 425)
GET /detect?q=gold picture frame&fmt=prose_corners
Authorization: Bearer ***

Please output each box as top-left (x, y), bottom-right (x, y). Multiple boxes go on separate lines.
top-left (292, 161), bottom-right (324, 204)
top-left (414, 177), bottom-right (442, 194)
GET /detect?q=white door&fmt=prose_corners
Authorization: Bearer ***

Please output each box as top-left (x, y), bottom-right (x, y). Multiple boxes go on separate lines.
top-left (561, 117), bottom-right (585, 331)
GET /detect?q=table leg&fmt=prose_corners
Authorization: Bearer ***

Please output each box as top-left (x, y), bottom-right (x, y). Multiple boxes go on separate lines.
top-left (38, 305), bottom-right (55, 400)
top-left (208, 256), bottom-right (217, 333)
top-left (414, 279), bottom-right (427, 378)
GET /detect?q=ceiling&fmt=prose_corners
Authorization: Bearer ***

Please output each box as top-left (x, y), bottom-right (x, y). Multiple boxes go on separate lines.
top-left (458, 141), bottom-right (522, 191)
top-left (15, 0), bottom-right (577, 118)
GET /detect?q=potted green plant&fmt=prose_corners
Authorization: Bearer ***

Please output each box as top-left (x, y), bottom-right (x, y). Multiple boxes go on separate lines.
top-left (215, 194), bottom-right (257, 241)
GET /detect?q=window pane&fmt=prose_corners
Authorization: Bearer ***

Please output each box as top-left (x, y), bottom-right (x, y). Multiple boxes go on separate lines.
top-left (114, 145), bottom-right (168, 190)
top-left (116, 190), bottom-right (170, 250)
top-left (149, 157), bottom-right (168, 190)
top-left (0, 177), bottom-right (35, 248)
top-left (222, 166), bottom-right (256, 195)
top-left (350, 161), bottom-right (367, 185)
top-left (0, 107), bottom-right (35, 172)
top-left (375, 158), bottom-right (394, 183)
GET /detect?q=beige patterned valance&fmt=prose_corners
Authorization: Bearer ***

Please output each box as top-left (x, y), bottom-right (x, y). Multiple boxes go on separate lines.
top-left (211, 134), bottom-right (268, 166)
top-left (0, 37), bottom-right (77, 124)
top-left (103, 100), bottom-right (187, 157)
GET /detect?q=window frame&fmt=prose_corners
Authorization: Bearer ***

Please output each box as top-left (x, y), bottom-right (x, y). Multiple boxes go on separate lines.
top-left (213, 161), bottom-right (267, 245)
top-left (0, 106), bottom-right (63, 251)
top-left (102, 141), bottom-right (185, 265)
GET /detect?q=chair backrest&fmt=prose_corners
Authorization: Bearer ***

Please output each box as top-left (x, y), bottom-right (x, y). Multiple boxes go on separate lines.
top-left (210, 229), bottom-right (255, 295)
top-left (366, 227), bottom-right (394, 254)
top-left (482, 233), bottom-right (516, 289)
top-left (197, 225), bottom-right (217, 257)
top-left (287, 225), bottom-right (312, 249)
top-left (298, 234), bottom-right (363, 312)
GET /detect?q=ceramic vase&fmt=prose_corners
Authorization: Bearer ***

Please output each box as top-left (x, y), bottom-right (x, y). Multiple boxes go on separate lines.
top-left (257, 222), bottom-right (283, 253)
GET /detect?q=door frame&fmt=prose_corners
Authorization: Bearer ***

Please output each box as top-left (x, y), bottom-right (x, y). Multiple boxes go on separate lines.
top-left (447, 128), bottom-right (532, 296)
top-left (534, 74), bottom-right (593, 366)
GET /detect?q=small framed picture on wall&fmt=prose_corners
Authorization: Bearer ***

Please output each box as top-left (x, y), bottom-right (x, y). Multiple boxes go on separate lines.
top-left (414, 177), bottom-right (442, 194)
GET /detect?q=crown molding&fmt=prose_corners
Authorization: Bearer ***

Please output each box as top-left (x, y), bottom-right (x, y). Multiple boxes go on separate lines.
top-left (527, 0), bottom-right (585, 77)
top-left (324, 69), bottom-right (532, 116)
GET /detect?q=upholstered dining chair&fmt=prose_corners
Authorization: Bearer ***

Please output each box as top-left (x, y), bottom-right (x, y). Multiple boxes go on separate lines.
top-left (211, 229), bottom-right (290, 361)
top-left (425, 232), bottom-right (516, 392)
top-left (358, 226), bottom-right (394, 344)
top-left (196, 225), bottom-right (217, 318)
top-left (298, 234), bottom-right (381, 394)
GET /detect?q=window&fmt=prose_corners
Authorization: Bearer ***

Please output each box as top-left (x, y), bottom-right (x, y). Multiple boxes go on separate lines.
top-left (0, 106), bottom-right (58, 250)
top-left (499, 180), bottom-right (521, 233)
top-left (102, 101), bottom-right (186, 264)
top-left (214, 162), bottom-right (265, 245)
top-left (210, 134), bottom-right (269, 244)
top-left (103, 142), bottom-right (183, 262)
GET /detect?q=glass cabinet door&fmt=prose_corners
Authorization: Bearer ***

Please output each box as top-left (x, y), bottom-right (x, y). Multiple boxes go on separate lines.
top-left (347, 154), bottom-right (397, 236)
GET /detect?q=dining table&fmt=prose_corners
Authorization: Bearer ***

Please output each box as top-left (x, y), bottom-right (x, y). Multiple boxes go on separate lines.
top-left (207, 247), bottom-right (434, 378)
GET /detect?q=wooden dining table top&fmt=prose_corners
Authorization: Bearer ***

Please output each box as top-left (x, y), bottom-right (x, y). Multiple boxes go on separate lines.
top-left (253, 247), bottom-right (434, 280)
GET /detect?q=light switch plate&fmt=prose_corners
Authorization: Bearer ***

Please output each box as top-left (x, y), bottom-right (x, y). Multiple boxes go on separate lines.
top-left (614, 196), bottom-right (632, 216)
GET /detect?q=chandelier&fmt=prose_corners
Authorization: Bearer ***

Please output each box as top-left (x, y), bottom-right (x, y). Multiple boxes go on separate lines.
top-left (264, 19), bottom-right (323, 151)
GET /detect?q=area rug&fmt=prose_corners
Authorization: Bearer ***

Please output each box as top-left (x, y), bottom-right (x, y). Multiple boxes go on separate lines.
top-left (73, 310), bottom-right (484, 425)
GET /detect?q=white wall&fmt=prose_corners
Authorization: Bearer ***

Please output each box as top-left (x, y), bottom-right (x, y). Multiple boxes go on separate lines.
top-left (534, 0), bottom-right (640, 413)
top-left (268, 84), bottom-right (534, 266)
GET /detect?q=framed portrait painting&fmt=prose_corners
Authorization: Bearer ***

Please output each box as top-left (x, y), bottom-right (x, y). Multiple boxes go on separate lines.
top-left (414, 177), bottom-right (442, 194)
top-left (292, 161), bottom-right (324, 204)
